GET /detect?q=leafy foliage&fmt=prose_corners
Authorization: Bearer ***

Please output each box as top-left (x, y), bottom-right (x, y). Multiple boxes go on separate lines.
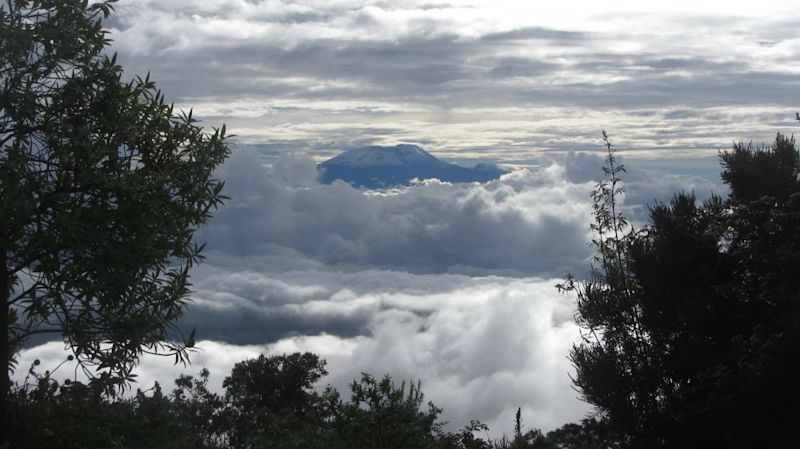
top-left (6, 351), bottom-right (611, 448)
top-left (720, 133), bottom-right (800, 202)
top-left (557, 132), bottom-right (650, 447)
top-left (490, 408), bottom-right (552, 449)
top-left (330, 373), bottom-right (443, 449)
top-left (220, 353), bottom-right (447, 449)
top-left (1, 0), bottom-right (229, 406)
top-left (545, 417), bottom-right (620, 449)
top-left (221, 352), bottom-right (331, 449)
top-left (8, 359), bottom-right (225, 449)
top-left (564, 130), bottom-right (800, 448)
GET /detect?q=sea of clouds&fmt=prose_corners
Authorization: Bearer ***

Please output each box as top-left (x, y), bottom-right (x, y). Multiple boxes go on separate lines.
top-left (16, 148), bottom-right (725, 436)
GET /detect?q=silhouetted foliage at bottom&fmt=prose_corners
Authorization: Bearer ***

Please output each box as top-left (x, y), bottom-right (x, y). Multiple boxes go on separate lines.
top-left (220, 352), bottom-right (330, 448)
top-left (7, 352), bottom-right (611, 449)
top-left (326, 373), bottom-right (443, 449)
top-left (7, 361), bottom-right (229, 449)
top-left (545, 417), bottom-right (622, 449)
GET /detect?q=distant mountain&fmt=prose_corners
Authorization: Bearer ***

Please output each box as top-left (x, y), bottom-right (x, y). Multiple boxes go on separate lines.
top-left (318, 144), bottom-right (507, 188)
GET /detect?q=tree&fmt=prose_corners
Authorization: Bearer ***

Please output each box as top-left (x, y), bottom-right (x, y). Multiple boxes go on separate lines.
top-left (0, 0), bottom-right (229, 437)
top-left (330, 373), bottom-right (444, 449)
top-left (720, 133), bottom-right (799, 202)
top-left (437, 421), bottom-right (492, 449)
top-left (9, 348), bottom-right (620, 448)
top-left (221, 352), bottom-right (331, 449)
top-left (169, 369), bottom-right (227, 448)
top-left (557, 132), bottom-right (655, 447)
top-left (562, 130), bottom-right (800, 448)
top-left (545, 417), bottom-right (620, 449)
top-left (8, 362), bottom-right (227, 449)
top-left (7, 363), bottom-right (133, 449)
top-left (489, 408), bottom-right (554, 449)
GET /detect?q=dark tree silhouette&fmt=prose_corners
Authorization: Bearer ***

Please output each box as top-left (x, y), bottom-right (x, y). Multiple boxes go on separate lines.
top-left (562, 129), bottom-right (800, 448)
top-left (8, 349), bottom-right (628, 448)
top-left (1, 0), bottom-right (229, 438)
top-left (721, 133), bottom-right (800, 202)
top-left (221, 352), bottom-right (331, 449)
top-left (330, 373), bottom-right (444, 449)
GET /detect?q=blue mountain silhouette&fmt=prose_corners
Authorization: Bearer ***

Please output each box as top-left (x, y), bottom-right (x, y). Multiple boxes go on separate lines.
top-left (319, 144), bottom-right (507, 188)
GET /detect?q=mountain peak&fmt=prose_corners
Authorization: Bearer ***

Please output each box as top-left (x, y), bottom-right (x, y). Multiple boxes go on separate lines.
top-left (323, 144), bottom-right (439, 168)
top-left (319, 144), bottom-right (506, 188)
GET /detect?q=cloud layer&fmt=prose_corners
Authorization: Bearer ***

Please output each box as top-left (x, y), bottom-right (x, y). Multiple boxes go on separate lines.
top-left (104, 0), bottom-right (800, 160)
top-left (13, 149), bottom-right (726, 437)
top-left (15, 276), bottom-right (588, 437)
top-left (199, 149), bottom-right (724, 276)
top-left (202, 150), bottom-right (598, 275)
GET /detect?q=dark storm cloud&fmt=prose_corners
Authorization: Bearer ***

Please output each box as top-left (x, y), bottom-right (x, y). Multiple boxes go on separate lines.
top-left (182, 302), bottom-right (369, 343)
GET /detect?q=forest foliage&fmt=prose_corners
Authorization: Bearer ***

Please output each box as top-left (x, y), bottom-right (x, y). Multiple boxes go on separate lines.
top-left (7, 352), bottom-right (599, 449)
top-left (1, 0), bottom-right (228, 441)
top-left (561, 130), bottom-right (800, 448)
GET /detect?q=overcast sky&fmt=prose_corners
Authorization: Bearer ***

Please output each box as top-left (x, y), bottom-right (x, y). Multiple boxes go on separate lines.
top-left (103, 0), bottom-right (800, 162)
top-left (17, 0), bottom-right (800, 438)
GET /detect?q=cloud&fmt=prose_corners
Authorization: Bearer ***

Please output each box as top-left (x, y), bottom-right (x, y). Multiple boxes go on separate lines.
top-left (14, 277), bottom-right (588, 437)
top-left (101, 0), bottom-right (800, 157)
top-left (14, 1), bottom-right (781, 439)
top-left (280, 277), bottom-right (589, 435)
top-left (11, 144), bottom-right (729, 438)
top-left (201, 149), bottom-right (597, 275)
top-left (200, 148), bottom-right (726, 277)
top-left (128, 147), bottom-right (722, 350)
top-left (558, 151), bottom-right (725, 218)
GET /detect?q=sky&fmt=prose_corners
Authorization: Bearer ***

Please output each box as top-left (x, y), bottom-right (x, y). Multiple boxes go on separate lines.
top-left (100, 0), bottom-right (800, 163)
top-left (15, 0), bottom-right (800, 438)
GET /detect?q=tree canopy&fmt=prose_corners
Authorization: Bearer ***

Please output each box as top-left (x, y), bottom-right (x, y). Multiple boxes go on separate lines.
top-left (564, 131), bottom-right (800, 448)
top-left (7, 351), bottom-right (603, 449)
top-left (1, 0), bottom-right (229, 438)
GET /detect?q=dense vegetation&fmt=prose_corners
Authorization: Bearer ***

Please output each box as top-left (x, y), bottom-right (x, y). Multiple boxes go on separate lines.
top-left (1, 0), bottom-right (228, 441)
top-left (4, 1), bottom-right (800, 448)
top-left (561, 131), bottom-right (800, 448)
top-left (7, 352), bottom-right (607, 449)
